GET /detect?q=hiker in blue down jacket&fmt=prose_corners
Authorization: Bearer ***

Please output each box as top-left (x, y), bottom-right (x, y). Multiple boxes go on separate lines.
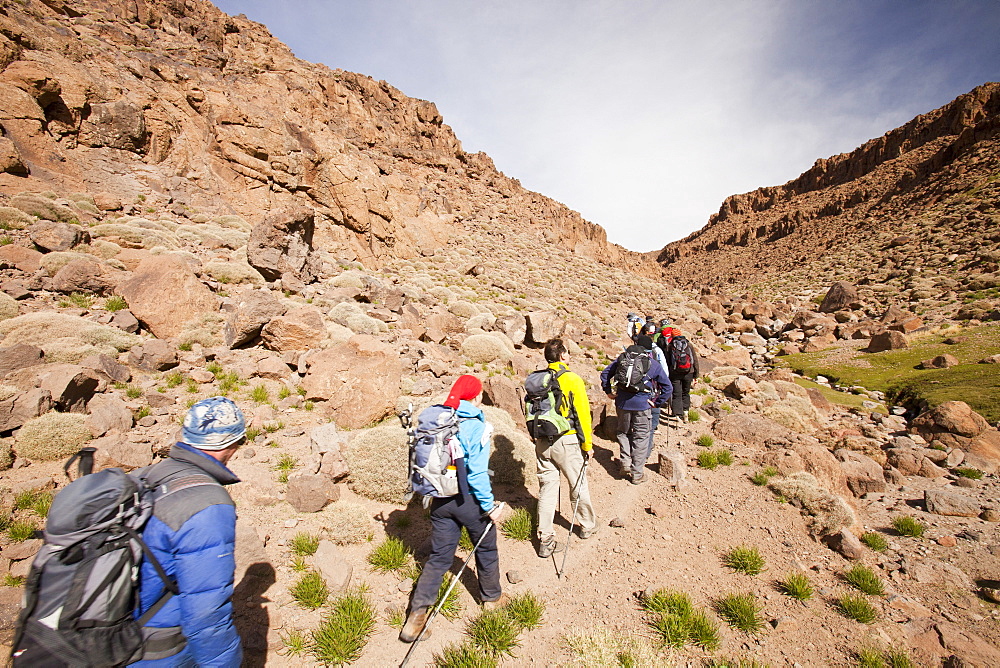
top-left (601, 335), bottom-right (672, 485)
top-left (400, 375), bottom-right (509, 643)
top-left (131, 396), bottom-right (245, 667)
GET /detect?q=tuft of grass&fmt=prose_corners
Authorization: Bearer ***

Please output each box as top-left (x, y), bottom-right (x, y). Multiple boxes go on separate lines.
top-left (104, 295), bottom-right (127, 312)
top-left (304, 400), bottom-right (315, 411)
top-left (891, 516), bottom-right (926, 538)
top-left (723, 546), bottom-right (765, 575)
top-left (697, 450), bottom-right (719, 470)
top-left (641, 589), bottom-right (693, 617)
top-left (687, 409), bottom-right (700, 422)
top-left (278, 386), bottom-right (292, 400)
top-left (761, 466), bottom-right (779, 477)
top-left (750, 471), bottom-right (771, 486)
top-left (780, 572), bottom-right (814, 600)
top-left (459, 526), bottom-right (475, 551)
top-left (500, 507), bottom-right (533, 541)
top-left (435, 572), bottom-right (463, 620)
top-left (695, 434), bottom-right (715, 448)
top-left (290, 571), bottom-right (328, 609)
top-left (433, 641), bottom-right (498, 668)
top-left (715, 592), bottom-right (765, 634)
top-left (716, 449), bottom-right (734, 466)
top-left (186, 379), bottom-right (199, 393)
top-left (955, 467), bottom-right (984, 479)
top-left (280, 629), bottom-right (309, 657)
top-left (466, 608), bottom-right (520, 658)
top-left (837, 593), bottom-right (879, 624)
top-left (290, 532), bottom-right (320, 557)
top-left (274, 453), bottom-right (297, 471)
top-left (60, 292), bottom-right (94, 309)
top-left (640, 589), bottom-right (720, 651)
top-left (886, 648), bottom-right (915, 668)
top-left (861, 531), bottom-right (889, 552)
top-left (178, 341), bottom-right (193, 352)
top-left (504, 591), bottom-right (544, 631)
top-left (8, 519), bottom-right (37, 542)
top-left (125, 384), bottom-right (142, 399)
top-left (15, 489), bottom-right (53, 517)
top-left (291, 556), bottom-right (308, 572)
top-left (245, 426), bottom-right (261, 441)
top-left (250, 384), bottom-right (269, 404)
top-left (367, 536), bottom-right (411, 573)
top-left (686, 609), bottom-right (722, 651)
top-left (206, 361), bottom-right (223, 377)
top-left (856, 645), bottom-right (885, 668)
top-left (844, 564), bottom-right (885, 596)
top-left (2, 574), bottom-right (26, 587)
top-left (386, 606), bottom-right (406, 629)
top-left (165, 371), bottom-right (184, 388)
top-left (310, 588), bottom-right (376, 666)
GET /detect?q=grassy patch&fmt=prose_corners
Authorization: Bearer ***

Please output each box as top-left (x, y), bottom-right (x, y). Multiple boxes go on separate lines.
top-left (722, 546), bottom-right (765, 575)
top-left (250, 384), bottom-right (269, 403)
top-left (687, 409), bottom-right (701, 422)
top-left (2, 574), bottom-right (25, 587)
top-left (500, 507), bottom-right (533, 541)
top-left (433, 641), bottom-right (497, 668)
top-left (15, 489), bottom-right (52, 517)
top-left (955, 467), bottom-right (984, 479)
top-left (466, 608), bottom-right (519, 658)
top-left (504, 592), bottom-right (544, 631)
top-left (695, 434), bottom-right (715, 448)
top-left (280, 629), bottom-right (309, 657)
top-left (715, 592), bottom-right (765, 634)
top-left (780, 324), bottom-right (1000, 421)
top-left (367, 536), bottom-right (411, 573)
top-left (792, 377), bottom-right (887, 413)
top-left (8, 519), bottom-right (37, 542)
top-left (640, 589), bottom-right (720, 651)
top-left (104, 296), bottom-right (127, 312)
top-left (750, 471), bottom-right (771, 486)
top-left (697, 450), bottom-right (719, 470)
top-left (780, 572), bottom-right (814, 600)
top-left (844, 564), bottom-right (885, 596)
top-left (290, 571), bottom-right (328, 609)
top-left (837, 593), bottom-right (878, 624)
top-left (459, 526), bottom-right (475, 551)
top-left (290, 532), bottom-right (320, 557)
top-left (891, 516), bottom-right (926, 538)
top-left (435, 572), bottom-right (463, 620)
top-left (861, 531), bottom-right (889, 552)
top-left (310, 588), bottom-right (376, 665)
top-left (716, 449), bottom-right (734, 466)
top-left (274, 453), bottom-right (297, 471)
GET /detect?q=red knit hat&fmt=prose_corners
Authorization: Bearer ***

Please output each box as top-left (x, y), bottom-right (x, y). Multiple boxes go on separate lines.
top-left (444, 374), bottom-right (483, 409)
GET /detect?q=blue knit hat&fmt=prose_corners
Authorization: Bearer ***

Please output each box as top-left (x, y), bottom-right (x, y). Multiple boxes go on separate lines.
top-left (182, 396), bottom-right (246, 450)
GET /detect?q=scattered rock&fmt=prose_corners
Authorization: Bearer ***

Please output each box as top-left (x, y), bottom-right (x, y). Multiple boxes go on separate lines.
top-left (246, 206), bottom-right (318, 283)
top-left (866, 331), bottom-right (907, 352)
top-left (924, 489), bottom-right (980, 517)
top-left (224, 289), bottom-right (287, 348)
top-left (824, 529), bottom-right (866, 560)
top-left (286, 472), bottom-right (340, 512)
top-left (313, 540), bottom-right (352, 592)
top-left (29, 220), bottom-right (84, 252)
top-left (506, 570), bottom-right (524, 584)
top-left (116, 255), bottom-right (219, 339)
top-left (656, 451), bottom-right (686, 489)
top-left (128, 340), bottom-right (179, 372)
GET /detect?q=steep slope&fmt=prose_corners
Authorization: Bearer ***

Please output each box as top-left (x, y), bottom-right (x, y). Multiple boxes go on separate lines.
top-left (657, 83), bottom-right (1000, 314)
top-left (0, 0), bottom-right (653, 272)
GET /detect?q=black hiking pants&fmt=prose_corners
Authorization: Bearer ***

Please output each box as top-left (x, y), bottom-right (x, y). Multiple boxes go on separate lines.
top-left (670, 372), bottom-right (695, 416)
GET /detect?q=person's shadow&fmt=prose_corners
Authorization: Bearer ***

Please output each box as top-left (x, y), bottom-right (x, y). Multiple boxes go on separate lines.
top-left (233, 562), bottom-right (275, 667)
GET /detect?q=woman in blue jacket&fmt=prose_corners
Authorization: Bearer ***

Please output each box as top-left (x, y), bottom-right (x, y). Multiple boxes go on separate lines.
top-left (400, 375), bottom-right (508, 643)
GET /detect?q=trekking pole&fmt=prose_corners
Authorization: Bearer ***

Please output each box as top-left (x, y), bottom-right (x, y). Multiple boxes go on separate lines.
top-left (399, 514), bottom-right (499, 668)
top-left (557, 459), bottom-right (590, 579)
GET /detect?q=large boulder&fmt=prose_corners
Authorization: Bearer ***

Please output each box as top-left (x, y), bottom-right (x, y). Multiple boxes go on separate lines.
top-left (78, 100), bottom-right (148, 152)
top-left (911, 401), bottom-right (989, 442)
top-left (3, 363), bottom-right (99, 412)
top-left (85, 394), bottom-right (133, 437)
top-left (482, 375), bottom-right (522, 425)
top-left (128, 340), bottom-right (178, 372)
top-left (301, 335), bottom-right (403, 429)
top-left (286, 472), bottom-right (340, 513)
top-left (51, 257), bottom-right (119, 295)
top-left (713, 412), bottom-right (795, 446)
top-left (0, 387), bottom-right (52, 432)
top-left (818, 281), bottom-right (859, 313)
top-left (866, 331), bottom-right (907, 353)
top-left (29, 220), bottom-right (85, 252)
top-left (834, 448), bottom-right (886, 497)
top-left (708, 347), bottom-right (753, 370)
top-left (924, 489), bottom-right (980, 517)
top-left (0, 244), bottom-right (42, 273)
top-left (260, 306), bottom-right (326, 352)
top-left (224, 289), bottom-right (288, 349)
top-left (0, 344), bottom-right (43, 377)
top-left (116, 256), bottom-right (218, 339)
top-left (965, 429), bottom-right (1000, 474)
top-left (246, 206), bottom-right (318, 283)
top-left (525, 311), bottom-right (564, 345)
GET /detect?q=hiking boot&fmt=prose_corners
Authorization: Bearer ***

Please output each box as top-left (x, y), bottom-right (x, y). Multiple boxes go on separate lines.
top-left (579, 527), bottom-right (599, 539)
top-left (631, 473), bottom-right (647, 485)
top-left (537, 536), bottom-right (563, 558)
top-left (399, 607), bottom-right (431, 643)
top-left (619, 461), bottom-right (631, 479)
top-left (480, 592), bottom-right (511, 611)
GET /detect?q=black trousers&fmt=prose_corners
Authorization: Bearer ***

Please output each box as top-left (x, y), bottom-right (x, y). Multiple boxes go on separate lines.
top-left (670, 372), bottom-right (695, 416)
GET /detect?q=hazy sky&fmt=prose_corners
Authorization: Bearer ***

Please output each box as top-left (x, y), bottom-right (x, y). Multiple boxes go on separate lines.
top-left (214, 0), bottom-right (1000, 252)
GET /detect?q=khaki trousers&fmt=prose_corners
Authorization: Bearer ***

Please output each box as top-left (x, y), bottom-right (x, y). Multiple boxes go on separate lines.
top-left (535, 433), bottom-right (597, 540)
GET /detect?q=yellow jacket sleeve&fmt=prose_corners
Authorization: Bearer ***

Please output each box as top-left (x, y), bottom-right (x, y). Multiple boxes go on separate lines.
top-left (551, 363), bottom-right (592, 450)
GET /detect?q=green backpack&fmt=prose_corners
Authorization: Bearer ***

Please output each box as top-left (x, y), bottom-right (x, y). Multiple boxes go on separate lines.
top-left (524, 369), bottom-right (573, 440)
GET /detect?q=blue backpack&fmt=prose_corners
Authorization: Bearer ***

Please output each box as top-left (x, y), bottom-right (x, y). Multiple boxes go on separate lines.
top-left (407, 405), bottom-right (468, 499)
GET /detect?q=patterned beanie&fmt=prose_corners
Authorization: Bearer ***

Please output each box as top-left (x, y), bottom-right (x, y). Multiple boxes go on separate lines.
top-left (182, 396), bottom-right (246, 450)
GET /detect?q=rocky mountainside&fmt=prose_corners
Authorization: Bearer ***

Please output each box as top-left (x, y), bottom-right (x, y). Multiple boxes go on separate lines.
top-left (657, 83), bottom-right (1000, 319)
top-left (0, 0), bottom-right (651, 272)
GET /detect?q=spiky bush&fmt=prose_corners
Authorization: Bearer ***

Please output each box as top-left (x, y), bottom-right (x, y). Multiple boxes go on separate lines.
top-left (722, 546), bottom-right (765, 575)
top-left (15, 412), bottom-right (92, 461)
top-left (433, 641), bottom-right (498, 668)
top-left (564, 629), bottom-right (670, 667)
top-left (500, 506), bottom-right (533, 541)
top-left (640, 589), bottom-right (720, 651)
top-left (715, 592), bottom-right (765, 634)
top-left (504, 591), bottom-right (545, 631)
top-left (695, 434), bottom-right (714, 448)
top-left (0, 293), bottom-right (18, 321)
top-left (346, 424), bottom-right (410, 502)
top-left (891, 516), bottom-right (926, 538)
top-left (0, 312), bottom-right (139, 351)
top-left (697, 450), bottom-right (719, 469)
top-left (310, 588), bottom-right (376, 665)
top-left (780, 572), bottom-right (814, 600)
top-left (844, 564), bottom-right (885, 596)
top-left (466, 608), bottom-right (520, 658)
top-left (0, 206), bottom-right (32, 230)
top-left (955, 467), bottom-right (984, 480)
top-left (861, 531), bottom-right (889, 552)
top-left (290, 532), bottom-right (320, 557)
top-left (837, 593), bottom-right (878, 624)
top-left (367, 536), bottom-right (412, 573)
top-left (290, 571), bottom-right (328, 609)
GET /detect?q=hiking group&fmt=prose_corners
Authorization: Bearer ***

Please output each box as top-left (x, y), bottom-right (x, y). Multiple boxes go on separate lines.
top-left (11, 311), bottom-right (698, 666)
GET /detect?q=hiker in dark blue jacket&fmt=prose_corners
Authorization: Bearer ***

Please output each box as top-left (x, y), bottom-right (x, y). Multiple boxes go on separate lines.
top-left (131, 396), bottom-right (245, 667)
top-left (601, 335), bottom-right (672, 485)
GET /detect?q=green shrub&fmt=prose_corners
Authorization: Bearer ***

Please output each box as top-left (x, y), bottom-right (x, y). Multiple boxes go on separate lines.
top-left (165, 371), bottom-right (184, 388)
top-left (695, 434), bottom-right (714, 448)
top-left (780, 572), bottom-right (813, 600)
top-left (722, 546), bottom-right (765, 575)
top-left (290, 571), bottom-right (328, 609)
top-left (855, 645), bottom-right (885, 668)
top-left (14, 412), bottom-right (92, 461)
top-left (310, 588), bottom-right (376, 665)
top-left (687, 409), bottom-right (700, 422)
top-left (459, 526), bottom-right (475, 551)
top-left (59, 292), bottom-right (94, 309)
top-left (2, 574), bottom-right (25, 587)
top-left (291, 556), bottom-right (308, 572)
top-left (290, 532), bottom-right (320, 557)
top-left (323, 502), bottom-right (373, 545)
top-left (126, 384), bottom-right (143, 399)
top-left (716, 449), bottom-right (734, 466)
top-left (14, 490), bottom-right (52, 517)
top-left (640, 589), bottom-right (720, 651)
top-left (274, 454), bottom-right (297, 471)
top-left (891, 516), bottom-right (926, 538)
top-left (838, 593), bottom-right (878, 624)
top-left (250, 384), bottom-right (269, 404)
top-left (861, 531), bottom-right (889, 552)
top-left (8, 518), bottom-right (37, 542)
top-left (466, 608), bottom-right (519, 658)
top-left (844, 564), bottom-right (885, 596)
top-left (367, 536), bottom-right (411, 573)
top-left (697, 450), bottom-right (719, 470)
top-left (280, 629), bottom-right (309, 657)
top-left (503, 591), bottom-right (544, 631)
top-left (761, 466), bottom-right (779, 477)
top-left (955, 467), bottom-right (984, 479)
top-left (750, 471), bottom-right (771, 486)
top-left (715, 592), bottom-right (764, 634)
top-left (433, 641), bottom-right (497, 668)
top-left (500, 506), bottom-right (533, 541)
top-left (104, 296), bottom-right (127, 312)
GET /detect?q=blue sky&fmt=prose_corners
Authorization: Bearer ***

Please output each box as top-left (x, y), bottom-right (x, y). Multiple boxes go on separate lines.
top-left (214, 0), bottom-right (1000, 252)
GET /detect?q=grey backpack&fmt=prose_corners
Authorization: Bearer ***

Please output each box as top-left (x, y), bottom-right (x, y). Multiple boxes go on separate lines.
top-left (11, 467), bottom-right (177, 667)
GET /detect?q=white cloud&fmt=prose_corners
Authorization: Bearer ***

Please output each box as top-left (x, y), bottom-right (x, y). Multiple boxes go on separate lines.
top-left (215, 0), bottom-right (1000, 251)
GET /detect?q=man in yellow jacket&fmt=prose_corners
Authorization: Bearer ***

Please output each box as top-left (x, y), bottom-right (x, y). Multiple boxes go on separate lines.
top-left (535, 338), bottom-right (598, 558)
